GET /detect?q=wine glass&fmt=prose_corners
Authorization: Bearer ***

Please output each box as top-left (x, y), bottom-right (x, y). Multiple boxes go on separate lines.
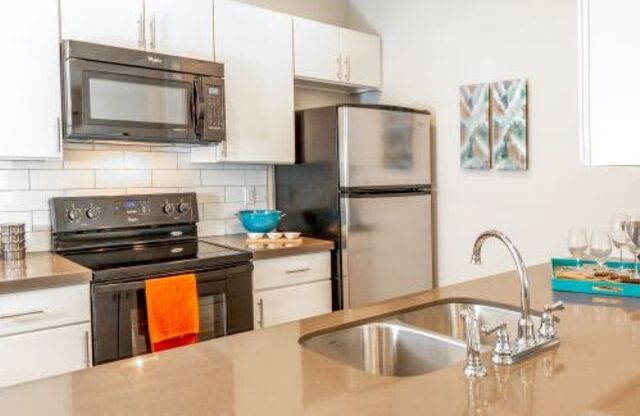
top-left (624, 219), bottom-right (640, 278)
top-left (590, 230), bottom-right (612, 271)
top-left (567, 227), bottom-right (588, 269)
top-left (610, 214), bottom-right (629, 274)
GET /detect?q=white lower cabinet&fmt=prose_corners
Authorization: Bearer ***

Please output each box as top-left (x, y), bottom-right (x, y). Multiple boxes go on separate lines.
top-left (253, 252), bottom-right (332, 329)
top-left (0, 323), bottom-right (91, 388)
top-left (0, 284), bottom-right (91, 388)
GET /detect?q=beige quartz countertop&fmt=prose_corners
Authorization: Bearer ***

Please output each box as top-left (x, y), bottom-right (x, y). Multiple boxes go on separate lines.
top-left (0, 252), bottom-right (91, 294)
top-left (2, 263), bottom-right (640, 415)
top-left (201, 234), bottom-right (334, 260)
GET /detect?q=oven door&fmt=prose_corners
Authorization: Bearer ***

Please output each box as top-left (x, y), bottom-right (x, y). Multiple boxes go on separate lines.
top-left (63, 58), bottom-right (204, 144)
top-left (91, 264), bottom-right (252, 365)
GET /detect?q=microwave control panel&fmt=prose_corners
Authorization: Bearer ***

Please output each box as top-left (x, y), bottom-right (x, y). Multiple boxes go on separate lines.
top-left (203, 79), bottom-right (225, 141)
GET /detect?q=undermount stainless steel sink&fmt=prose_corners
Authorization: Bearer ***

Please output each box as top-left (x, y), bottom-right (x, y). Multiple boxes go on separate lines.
top-left (301, 320), bottom-right (467, 377)
top-left (393, 299), bottom-right (541, 346)
top-left (300, 299), bottom-right (542, 377)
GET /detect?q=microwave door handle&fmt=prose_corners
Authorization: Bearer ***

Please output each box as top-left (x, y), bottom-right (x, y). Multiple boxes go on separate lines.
top-left (191, 81), bottom-right (198, 135)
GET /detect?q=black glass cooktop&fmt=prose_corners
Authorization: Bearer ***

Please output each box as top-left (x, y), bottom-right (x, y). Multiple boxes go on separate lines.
top-left (61, 240), bottom-right (252, 282)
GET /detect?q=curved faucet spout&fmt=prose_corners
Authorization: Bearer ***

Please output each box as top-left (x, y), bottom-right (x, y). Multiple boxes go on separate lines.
top-left (470, 230), bottom-right (535, 346)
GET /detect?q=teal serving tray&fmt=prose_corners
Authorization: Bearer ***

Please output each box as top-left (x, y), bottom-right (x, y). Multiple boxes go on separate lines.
top-left (551, 258), bottom-right (640, 298)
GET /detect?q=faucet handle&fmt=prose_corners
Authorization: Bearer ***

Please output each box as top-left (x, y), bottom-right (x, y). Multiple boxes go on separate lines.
top-left (481, 321), bottom-right (513, 365)
top-left (459, 309), bottom-right (487, 378)
top-left (538, 301), bottom-right (564, 340)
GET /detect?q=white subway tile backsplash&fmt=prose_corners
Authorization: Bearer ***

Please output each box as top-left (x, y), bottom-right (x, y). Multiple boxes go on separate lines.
top-left (0, 212), bottom-right (33, 230)
top-left (201, 170), bottom-right (244, 186)
top-left (179, 187), bottom-right (225, 203)
top-left (126, 188), bottom-right (179, 195)
top-left (152, 170), bottom-right (201, 187)
top-left (125, 151), bottom-right (177, 169)
top-left (225, 218), bottom-right (244, 235)
top-left (96, 170), bottom-right (151, 188)
top-left (245, 169), bottom-right (267, 186)
top-left (0, 159), bottom-right (64, 170)
top-left (31, 170), bottom-right (95, 190)
top-left (25, 231), bottom-right (51, 252)
top-left (0, 146), bottom-right (269, 252)
top-left (255, 186), bottom-right (267, 202)
top-left (225, 187), bottom-right (245, 203)
top-left (64, 188), bottom-right (126, 197)
top-left (203, 202), bottom-right (245, 220)
top-left (32, 210), bottom-right (51, 231)
top-left (64, 150), bottom-right (124, 170)
top-left (197, 220), bottom-right (226, 236)
top-left (0, 191), bottom-right (63, 211)
top-left (0, 171), bottom-right (29, 190)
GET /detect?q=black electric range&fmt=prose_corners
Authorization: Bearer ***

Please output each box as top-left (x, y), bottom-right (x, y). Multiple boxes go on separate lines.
top-left (50, 193), bottom-right (254, 365)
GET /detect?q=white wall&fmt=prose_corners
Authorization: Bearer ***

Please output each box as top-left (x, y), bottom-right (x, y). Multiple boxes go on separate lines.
top-left (349, 0), bottom-right (640, 285)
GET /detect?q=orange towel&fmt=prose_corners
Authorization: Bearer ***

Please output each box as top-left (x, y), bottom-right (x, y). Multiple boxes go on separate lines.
top-left (145, 274), bottom-right (200, 353)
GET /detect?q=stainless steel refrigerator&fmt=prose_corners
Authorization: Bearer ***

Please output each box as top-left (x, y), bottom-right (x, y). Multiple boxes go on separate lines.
top-left (275, 104), bottom-right (433, 309)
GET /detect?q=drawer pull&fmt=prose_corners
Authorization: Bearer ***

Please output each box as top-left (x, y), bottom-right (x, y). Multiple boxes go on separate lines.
top-left (0, 309), bottom-right (44, 320)
top-left (286, 268), bottom-right (311, 275)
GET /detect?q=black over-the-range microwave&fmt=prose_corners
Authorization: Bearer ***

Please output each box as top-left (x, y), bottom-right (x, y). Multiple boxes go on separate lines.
top-left (61, 40), bottom-right (225, 146)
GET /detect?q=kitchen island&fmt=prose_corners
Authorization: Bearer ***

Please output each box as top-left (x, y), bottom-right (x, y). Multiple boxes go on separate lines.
top-left (1, 263), bottom-right (638, 415)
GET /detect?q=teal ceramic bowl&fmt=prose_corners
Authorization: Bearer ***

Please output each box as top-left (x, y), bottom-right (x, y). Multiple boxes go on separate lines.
top-left (236, 210), bottom-right (285, 233)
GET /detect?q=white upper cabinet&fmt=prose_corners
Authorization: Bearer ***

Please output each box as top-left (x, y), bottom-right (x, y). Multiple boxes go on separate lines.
top-left (0, 1), bottom-right (62, 159)
top-left (60, 0), bottom-right (214, 60)
top-left (143, 0), bottom-right (214, 60)
top-left (60, 0), bottom-right (144, 50)
top-left (340, 28), bottom-right (381, 88)
top-left (579, 0), bottom-right (640, 165)
top-left (293, 18), bottom-right (342, 83)
top-left (212, 0), bottom-right (294, 164)
top-left (293, 18), bottom-right (381, 90)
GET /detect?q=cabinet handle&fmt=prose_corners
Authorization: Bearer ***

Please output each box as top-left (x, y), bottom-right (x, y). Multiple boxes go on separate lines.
top-left (285, 267), bottom-right (311, 274)
top-left (149, 14), bottom-right (156, 50)
top-left (257, 298), bottom-right (265, 329)
top-left (84, 330), bottom-right (91, 367)
top-left (137, 13), bottom-right (146, 49)
top-left (337, 53), bottom-right (343, 80)
top-left (0, 309), bottom-right (44, 320)
top-left (56, 117), bottom-right (63, 154)
top-left (345, 56), bottom-right (352, 82)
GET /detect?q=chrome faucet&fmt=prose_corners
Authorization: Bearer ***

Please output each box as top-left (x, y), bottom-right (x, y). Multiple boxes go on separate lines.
top-left (463, 230), bottom-right (563, 372)
top-left (471, 230), bottom-right (537, 348)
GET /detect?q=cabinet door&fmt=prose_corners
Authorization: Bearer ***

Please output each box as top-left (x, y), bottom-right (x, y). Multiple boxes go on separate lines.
top-left (214, 0), bottom-right (295, 164)
top-left (293, 17), bottom-right (342, 83)
top-left (340, 28), bottom-right (381, 89)
top-left (145, 0), bottom-right (214, 60)
top-left (0, 323), bottom-right (91, 388)
top-left (0, 1), bottom-right (62, 159)
top-left (580, 0), bottom-right (640, 165)
top-left (254, 280), bottom-right (332, 328)
top-left (60, 0), bottom-right (144, 50)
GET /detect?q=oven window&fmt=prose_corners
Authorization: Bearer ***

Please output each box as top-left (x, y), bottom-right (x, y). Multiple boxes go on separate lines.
top-left (128, 289), bottom-right (228, 357)
top-left (87, 74), bottom-right (190, 126)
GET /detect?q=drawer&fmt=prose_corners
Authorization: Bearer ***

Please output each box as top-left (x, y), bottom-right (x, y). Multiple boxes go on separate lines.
top-left (254, 280), bottom-right (332, 328)
top-left (0, 323), bottom-right (91, 388)
top-left (0, 284), bottom-right (90, 337)
top-left (253, 252), bottom-right (331, 291)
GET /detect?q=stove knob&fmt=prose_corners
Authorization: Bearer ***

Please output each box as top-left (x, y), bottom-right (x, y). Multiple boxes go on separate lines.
top-left (163, 203), bottom-right (176, 215)
top-left (178, 202), bottom-right (191, 214)
top-left (67, 208), bottom-right (82, 221)
top-left (86, 207), bottom-right (100, 220)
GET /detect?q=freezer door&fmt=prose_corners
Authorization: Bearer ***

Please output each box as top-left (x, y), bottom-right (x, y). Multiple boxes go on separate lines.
top-left (339, 106), bottom-right (431, 188)
top-left (341, 192), bottom-right (433, 308)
